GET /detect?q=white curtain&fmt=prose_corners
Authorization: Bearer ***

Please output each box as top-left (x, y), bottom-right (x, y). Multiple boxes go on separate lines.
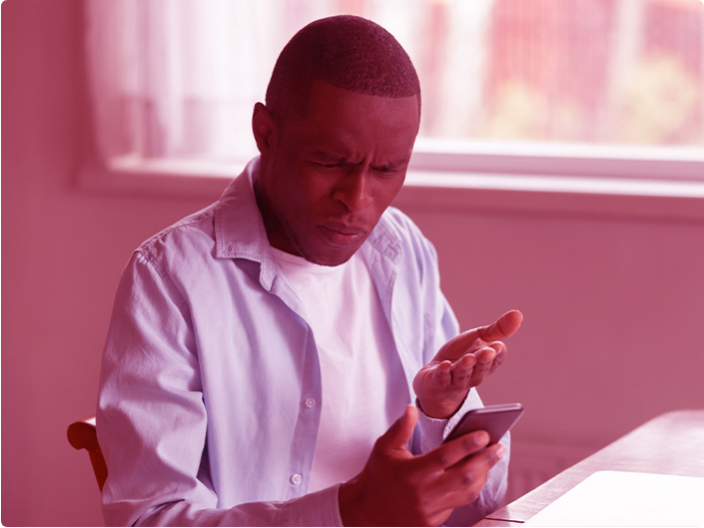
top-left (85, 0), bottom-right (703, 169)
top-left (84, 0), bottom-right (483, 166)
top-left (85, 0), bottom-right (285, 163)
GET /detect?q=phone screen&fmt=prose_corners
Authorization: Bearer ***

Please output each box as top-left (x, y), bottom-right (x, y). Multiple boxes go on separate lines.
top-left (444, 403), bottom-right (524, 444)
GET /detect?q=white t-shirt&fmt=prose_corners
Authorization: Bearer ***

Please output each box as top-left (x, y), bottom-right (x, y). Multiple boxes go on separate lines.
top-left (271, 247), bottom-right (408, 492)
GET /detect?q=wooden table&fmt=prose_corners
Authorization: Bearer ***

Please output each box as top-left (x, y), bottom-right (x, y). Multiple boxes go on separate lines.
top-left (475, 410), bottom-right (704, 526)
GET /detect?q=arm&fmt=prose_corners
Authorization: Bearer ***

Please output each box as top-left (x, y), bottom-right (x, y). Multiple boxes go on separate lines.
top-left (414, 380), bottom-right (511, 526)
top-left (331, 220), bottom-right (513, 526)
top-left (413, 308), bottom-right (522, 525)
top-left (97, 252), bottom-right (342, 526)
top-left (338, 406), bottom-right (506, 527)
top-left (413, 230), bottom-right (519, 522)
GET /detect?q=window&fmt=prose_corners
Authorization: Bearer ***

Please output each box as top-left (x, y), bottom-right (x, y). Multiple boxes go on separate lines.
top-left (84, 0), bottom-right (704, 197)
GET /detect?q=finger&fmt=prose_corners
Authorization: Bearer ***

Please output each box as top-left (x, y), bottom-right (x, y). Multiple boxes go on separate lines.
top-left (450, 355), bottom-right (476, 386)
top-left (437, 443), bottom-right (506, 504)
top-left (419, 430), bottom-right (491, 472)
top-left (439, 310), bottom-right (523, 360)
top-left (465, 347), bottom-right (498, 387)
top-left (486, 342), bottom-right (507, 374)
top-left (431, 360), bottom-right (452, 387)
top-left (470, 309), bottom-right (523, 343)
top-left (473, 346), bottom-right (497, 364)
top-left (376, 405), bottom-right (418, 452)
top-left (473, 347), bottom-right (497, 375)
top-left (446, 442), bottom-right (506, 477)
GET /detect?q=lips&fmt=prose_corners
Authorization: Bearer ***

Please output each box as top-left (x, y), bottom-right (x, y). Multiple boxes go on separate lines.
top-left (317, 222), bottom-right (368, 247)
top-left (321, 222), bottom-right (366, 236)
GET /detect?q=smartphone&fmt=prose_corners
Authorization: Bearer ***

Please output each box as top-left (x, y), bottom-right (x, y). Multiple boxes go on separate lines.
top-left (444, 403), bottom-right (524, 444)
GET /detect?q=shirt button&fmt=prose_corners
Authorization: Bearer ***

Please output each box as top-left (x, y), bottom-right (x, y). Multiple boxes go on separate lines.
top-left (290, 473), bottom-right (303, 485)
top-left (304, 397), bottom-right (316, 408)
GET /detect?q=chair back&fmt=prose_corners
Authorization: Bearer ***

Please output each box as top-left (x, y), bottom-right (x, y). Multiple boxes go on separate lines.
top-left (67, 417), bottom-right (107, 491)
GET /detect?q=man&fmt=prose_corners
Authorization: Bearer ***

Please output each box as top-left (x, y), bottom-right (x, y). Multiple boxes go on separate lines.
top-left (98, 15), bottom-right (522, 526)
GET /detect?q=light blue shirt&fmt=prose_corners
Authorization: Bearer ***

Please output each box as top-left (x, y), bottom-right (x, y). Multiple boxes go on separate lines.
top-left (97, 158), bottom-right (509, 526)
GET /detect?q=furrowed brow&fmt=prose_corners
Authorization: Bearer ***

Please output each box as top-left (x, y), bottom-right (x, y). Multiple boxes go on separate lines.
top-left (309, 150), bottom-right (345, 160)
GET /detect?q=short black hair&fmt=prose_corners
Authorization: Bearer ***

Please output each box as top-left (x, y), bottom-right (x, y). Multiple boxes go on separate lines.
top-left (265, 15), bottom-right (421, 122)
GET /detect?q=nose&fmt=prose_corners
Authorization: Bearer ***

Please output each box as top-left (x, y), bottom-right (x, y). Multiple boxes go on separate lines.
top-left (332, 167), bottom-right (374, 212)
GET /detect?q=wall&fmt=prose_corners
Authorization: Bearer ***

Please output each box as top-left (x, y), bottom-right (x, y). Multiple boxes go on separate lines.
top-left (2, 1), bottom-right (703, 525)
top-left (395, 187), bottom-right (704, 502)
top-left (2, 2), bottom-right (222, 525)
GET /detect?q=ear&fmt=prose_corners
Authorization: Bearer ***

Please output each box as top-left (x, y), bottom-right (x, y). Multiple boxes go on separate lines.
top-left (252, 102), bottom-right (277, 155)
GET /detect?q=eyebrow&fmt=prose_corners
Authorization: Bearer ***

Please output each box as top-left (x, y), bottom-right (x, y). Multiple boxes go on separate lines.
top-left (309, 151), bottom-right (347, 161)
top-left (309, 151), bottom-right (411, 168)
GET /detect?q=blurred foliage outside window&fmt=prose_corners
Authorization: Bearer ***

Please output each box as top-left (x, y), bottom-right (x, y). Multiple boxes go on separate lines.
top-left (86, 0), bottom-right (704, 167)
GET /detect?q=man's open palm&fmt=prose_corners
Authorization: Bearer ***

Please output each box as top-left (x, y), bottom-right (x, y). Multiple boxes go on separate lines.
top-left (414, 310), bottom-right (523, 419)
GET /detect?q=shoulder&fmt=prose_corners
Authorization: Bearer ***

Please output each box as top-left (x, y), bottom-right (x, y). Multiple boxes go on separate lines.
top-left (377, 206), bottom-right (439, 265)
top-left (115, 203), bottom-right (223, 312)
top-left (137, 203), bottom-right (218, 265)
top-left (366, 206), bottom-right (441, 291)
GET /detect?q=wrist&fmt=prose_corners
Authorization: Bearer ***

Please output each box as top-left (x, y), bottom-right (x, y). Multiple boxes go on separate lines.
top-left (338, 474), bottom-right (368, 527)
top-left (416, 392), bottom-right (467, 420)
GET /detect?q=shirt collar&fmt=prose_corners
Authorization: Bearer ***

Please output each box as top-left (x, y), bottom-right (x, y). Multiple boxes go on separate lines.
top-left (214, 157), bottom-right (279, 289)
top-left (364, 220), bottom-right (402, 265)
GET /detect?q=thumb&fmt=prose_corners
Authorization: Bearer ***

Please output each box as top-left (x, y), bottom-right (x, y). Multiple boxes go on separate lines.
top-left (376, 405), bottom-right (418, 452)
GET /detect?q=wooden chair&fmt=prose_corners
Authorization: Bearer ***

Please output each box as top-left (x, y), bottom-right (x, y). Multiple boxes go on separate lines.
top-left (67, 417), bottom-right (108, 491)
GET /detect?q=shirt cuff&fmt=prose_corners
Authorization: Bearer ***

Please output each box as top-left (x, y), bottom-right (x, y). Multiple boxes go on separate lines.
top-left (416, 388), bottom-right (484, 453)
top-left (280, 483), bottom-right (343, 526)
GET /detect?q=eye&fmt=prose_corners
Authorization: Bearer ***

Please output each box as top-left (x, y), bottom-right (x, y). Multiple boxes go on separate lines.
top-left (375, 166), bottom-right (399, 177)
top-left (311, 161), bottom-right (341, 169)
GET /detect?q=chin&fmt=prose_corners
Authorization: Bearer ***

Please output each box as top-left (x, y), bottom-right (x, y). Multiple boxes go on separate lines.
top-left (286, 225), bottom-right (364, 266)
top-left (300, 245), bottom-right (358, 267)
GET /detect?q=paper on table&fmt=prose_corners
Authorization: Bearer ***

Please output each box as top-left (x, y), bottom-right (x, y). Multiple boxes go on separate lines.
top-left (524, 470), bottom-right (704, 527)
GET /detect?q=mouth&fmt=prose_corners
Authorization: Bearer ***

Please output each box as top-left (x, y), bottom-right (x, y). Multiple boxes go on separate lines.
top-left (317, 223), bottom-right (368, 247)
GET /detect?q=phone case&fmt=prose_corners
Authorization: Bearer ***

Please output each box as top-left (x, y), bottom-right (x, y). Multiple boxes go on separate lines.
top-left (444, 403), bottom-right (524, 444)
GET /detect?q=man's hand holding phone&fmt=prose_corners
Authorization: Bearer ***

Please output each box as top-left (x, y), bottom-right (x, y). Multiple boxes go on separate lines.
top-left (340, 310), bottom-right (524, 526)
top-left (338, 405), bottom-right (507, 527)
top-left (413, 310), bottom-right (523, 419)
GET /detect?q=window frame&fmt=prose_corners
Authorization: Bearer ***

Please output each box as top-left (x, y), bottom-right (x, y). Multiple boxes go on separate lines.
top-left (79, 0), bottom-right (704, 220)
top-left (79, 138), bottom-right (704, 223)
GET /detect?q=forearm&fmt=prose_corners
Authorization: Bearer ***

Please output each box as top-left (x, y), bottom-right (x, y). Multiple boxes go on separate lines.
top-left (415, 390), bottom-right (510, 525)
top-left (133, 486), bottom-right (343, 527)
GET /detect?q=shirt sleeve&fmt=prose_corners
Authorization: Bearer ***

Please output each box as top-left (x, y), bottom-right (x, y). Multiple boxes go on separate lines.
top-left (414, 236), bottom-right (510, 525)
top-left (415, 387), bottom-right (486, 453)
top-left (97, 251), bottom-right (343, 527)
top-left (415, 387), bottom-right (511, 527)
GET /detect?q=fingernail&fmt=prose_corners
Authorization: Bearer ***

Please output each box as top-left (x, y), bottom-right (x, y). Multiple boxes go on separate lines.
top-left (496, 444), bottom-right (506, 458)
top-left (476, 431), bottom-right (490, 446)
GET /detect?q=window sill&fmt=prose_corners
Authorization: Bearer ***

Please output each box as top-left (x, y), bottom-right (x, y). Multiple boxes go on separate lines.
top-left (396, 172), bottom-right (704, 223)
top-left (78, 151), bottom-right (704, 222)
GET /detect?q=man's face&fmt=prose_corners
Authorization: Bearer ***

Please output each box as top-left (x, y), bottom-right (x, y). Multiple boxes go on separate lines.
top-left (254, 81), bottom-right (420, 266)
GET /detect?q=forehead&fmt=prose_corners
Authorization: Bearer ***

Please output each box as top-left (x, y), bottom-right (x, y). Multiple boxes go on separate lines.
top-left (281, 81), bottom-right (420, 152)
